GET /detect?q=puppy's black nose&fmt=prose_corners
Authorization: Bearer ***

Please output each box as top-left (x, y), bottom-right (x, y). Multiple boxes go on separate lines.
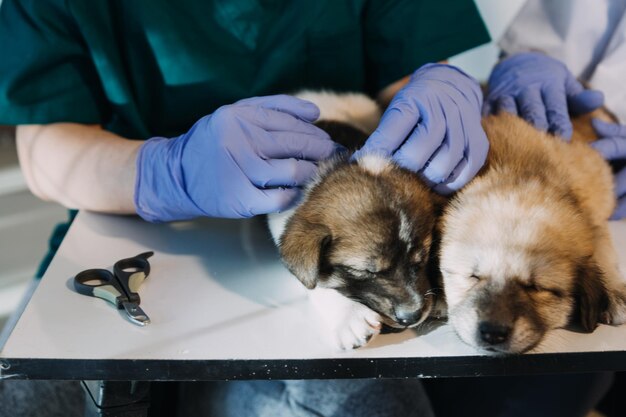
top-left (479, 322), bottom-right (511, 345)
top-left (394, 309), bottom-right (421, 327)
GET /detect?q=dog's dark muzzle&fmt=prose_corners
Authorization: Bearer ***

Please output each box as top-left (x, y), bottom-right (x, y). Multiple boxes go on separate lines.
top-left (394, 308), bottom-right (423, 327)
top-left (478, 321), bottom-right (512, 346)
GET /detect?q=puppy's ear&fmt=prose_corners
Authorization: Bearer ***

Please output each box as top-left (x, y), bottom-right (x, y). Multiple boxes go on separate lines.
top-left (279, 217), bottom-right (332, 289)
top-left (573, 258), bottom-right (609, 332)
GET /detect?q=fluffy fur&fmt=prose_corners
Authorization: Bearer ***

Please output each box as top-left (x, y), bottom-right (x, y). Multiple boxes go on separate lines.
top-left (268, 91), bottom-right (445, 350)
top-left (440, 112), bottom-right (626, 354)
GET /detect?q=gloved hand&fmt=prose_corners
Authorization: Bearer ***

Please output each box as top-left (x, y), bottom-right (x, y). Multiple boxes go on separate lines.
top-left (134, 95), bottom-right (340, 222)
top-left (484, 52), bottom-right (604, 139)
top-left (591, 119), bottom-right (626, 220)
top-left (354, 63), bottom-right (488, 194)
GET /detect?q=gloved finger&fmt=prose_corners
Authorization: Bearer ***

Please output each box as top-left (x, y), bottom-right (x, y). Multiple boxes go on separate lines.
top-left (592, 118), bottom-right (626, 138)
top-left (420, 139), bottom-right (464, 185)
top-left (494, 95), bottom-right (518, 115)
top-left (245, 158), bottom-right (319, 188)
top-left (244, 187), bottom-right (302, 217)
top-left (563, 72), bottom-right (585, 97)
top-left (236, 94), bottom-right (321, 122)
top-left (420, 110), bottom-right (464, 184)
top-left (433, 157), bottom-right (468, 195)
top-left (568, 89), bottom-right (604, 115)
top-left (591, 137), bottom-right (626, 160)
top-left (610, 195), bottom-right (626, 220)
top-left (355, 100), bottom-right (421, 158)
top-left (516, 87), bottom-right (549, 132)
top-left (393, 109), bottom-right (447, 172)
top-left (226, 136), bottom-right (318, 187)
top-left (539, 85), bottom-right (572, 139)
top-left (251, 129), bottom-right (342, 161)
top-left (242, 106), bottom-right (332, 138)
top-left (563, 72), bottom-right (605, 115)
top-left (434, 129), bottom-right (488, 194)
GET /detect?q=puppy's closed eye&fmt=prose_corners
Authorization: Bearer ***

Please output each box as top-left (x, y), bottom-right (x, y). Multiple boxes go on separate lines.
top-left (336, 265), bottom-right (375, 279)
top-left (519, 282), bottom-right (564, 298)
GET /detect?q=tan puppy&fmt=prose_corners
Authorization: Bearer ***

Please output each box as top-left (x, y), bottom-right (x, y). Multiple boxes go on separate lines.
top-left (440, 112), bottom-right (626, 354)
top-left (269, 91), bottom-right (445, 350)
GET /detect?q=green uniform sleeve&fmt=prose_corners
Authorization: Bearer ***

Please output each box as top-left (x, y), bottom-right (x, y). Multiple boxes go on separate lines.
top-left (363, 0), bottom-right (490, 94)
top-left (0, 0), bottom-right (107, 125)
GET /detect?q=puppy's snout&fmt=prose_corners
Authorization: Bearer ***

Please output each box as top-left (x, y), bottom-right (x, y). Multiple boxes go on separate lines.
top-left (478, 321), bottom-right (511, 345)
top-left (394, 308), bottom-right (422, 327)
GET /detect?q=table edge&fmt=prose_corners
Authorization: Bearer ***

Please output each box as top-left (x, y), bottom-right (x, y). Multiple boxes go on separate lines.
top-left (2, 351), bottom-right (625, 381)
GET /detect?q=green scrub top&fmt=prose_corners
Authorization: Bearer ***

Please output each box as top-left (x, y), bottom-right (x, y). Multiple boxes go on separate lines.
top-left (0, 0), bottom-right (489, 277)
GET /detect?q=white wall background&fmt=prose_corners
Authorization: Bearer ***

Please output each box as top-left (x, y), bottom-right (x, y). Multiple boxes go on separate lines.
top-left (450, 0), bottom-right (526, 81)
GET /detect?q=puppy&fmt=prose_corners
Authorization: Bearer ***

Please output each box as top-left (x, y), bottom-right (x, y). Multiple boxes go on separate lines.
top-left (268, 91), bottom-right (445, 350)
top-left (439, 112), bottom-right (626, 354)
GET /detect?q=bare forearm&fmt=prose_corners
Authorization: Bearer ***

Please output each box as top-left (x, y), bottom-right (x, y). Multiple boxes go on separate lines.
top-left (16, 123), bottom-right (142, 214)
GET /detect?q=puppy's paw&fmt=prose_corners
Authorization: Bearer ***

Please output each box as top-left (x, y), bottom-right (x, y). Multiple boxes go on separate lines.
top-left (309, 287), bottom-right (382, 350)
top-left (333, 303), bottom-right (382, 350)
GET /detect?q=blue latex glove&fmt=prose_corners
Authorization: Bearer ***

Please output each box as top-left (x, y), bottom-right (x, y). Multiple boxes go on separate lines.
top-left (134, 95), bottom-right (340, 222)
top-left (591, 119), bottom-right (626, 220)
top-left (484, 52), bottom-right (604, 140)
top-left (354, 63), bottom-right (488, 194)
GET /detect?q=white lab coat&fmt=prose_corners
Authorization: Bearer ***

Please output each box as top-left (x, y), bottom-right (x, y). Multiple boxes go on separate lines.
top-left (500, 0), bottom-right (626, 122)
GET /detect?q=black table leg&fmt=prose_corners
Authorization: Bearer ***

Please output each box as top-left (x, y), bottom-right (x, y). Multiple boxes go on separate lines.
top-left (82, 380), bottom-right (151, 417)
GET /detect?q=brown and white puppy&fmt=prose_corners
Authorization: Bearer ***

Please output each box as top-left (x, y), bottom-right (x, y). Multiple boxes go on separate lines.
top-left (440, 112), bottom-right (626, 354)
top-left (268, 91), bottom-right (445, 350)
